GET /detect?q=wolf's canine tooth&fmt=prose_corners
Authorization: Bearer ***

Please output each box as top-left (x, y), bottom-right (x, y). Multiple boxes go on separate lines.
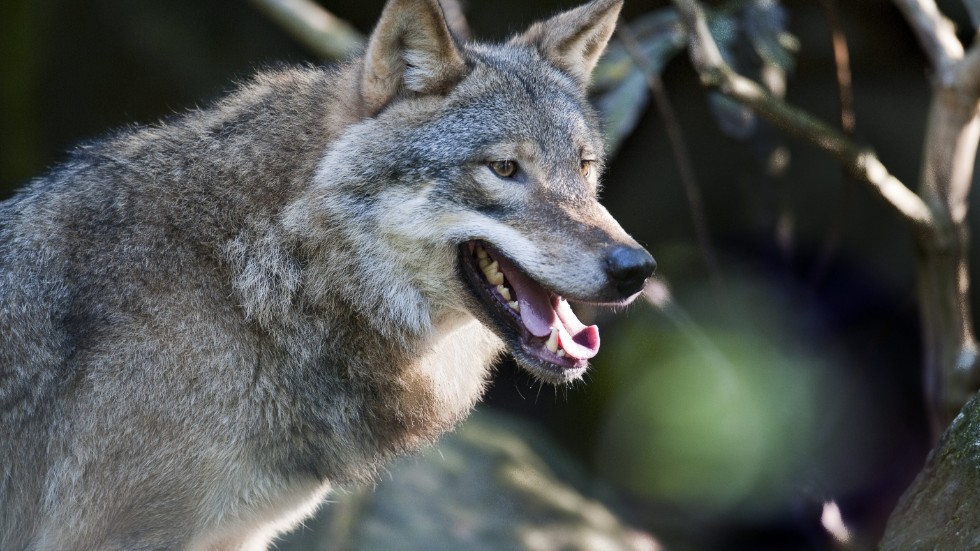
top-left (545, 328), bottom-right (559, 353)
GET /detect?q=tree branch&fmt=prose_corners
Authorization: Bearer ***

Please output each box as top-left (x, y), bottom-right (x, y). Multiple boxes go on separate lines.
top-left (811, 0), bottom-right (857, 286)
top-left (670, 0), bottom-right (935, 233)
top-left (954, 34), bottom-right (980, 101)
top-left (249, 0), bottom-right (472, 60)
top-left (891, 0), bottom-right (964, 81)
top-left (616, 24), bottom-right (726, 300)
top-left (247, 0), bottom-right (363, 60)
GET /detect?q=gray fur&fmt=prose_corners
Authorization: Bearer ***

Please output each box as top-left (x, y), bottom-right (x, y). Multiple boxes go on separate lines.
top-left (0, 0), bottom-right (643, 548)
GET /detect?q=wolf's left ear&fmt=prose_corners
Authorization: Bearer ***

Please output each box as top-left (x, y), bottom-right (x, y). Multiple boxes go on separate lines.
top-left (513, 0), bottom-right (623, 89)
top-left (360, 0), bottom-right (468, 117)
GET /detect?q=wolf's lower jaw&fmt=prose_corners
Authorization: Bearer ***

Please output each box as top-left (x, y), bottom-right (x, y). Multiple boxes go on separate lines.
top-left (458, 240), bottom-right (599, 384)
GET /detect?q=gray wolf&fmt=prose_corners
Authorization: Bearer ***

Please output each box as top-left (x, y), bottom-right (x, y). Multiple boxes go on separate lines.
top-left (0, 0), bottom-right (654, 548)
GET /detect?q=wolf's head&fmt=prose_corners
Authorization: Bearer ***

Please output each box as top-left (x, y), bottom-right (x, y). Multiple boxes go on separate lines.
top-left (302, 0), bottom-right (655, 384)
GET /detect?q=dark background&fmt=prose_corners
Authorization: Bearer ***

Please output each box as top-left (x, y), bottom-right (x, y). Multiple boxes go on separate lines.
top-left (2, 0), bottom-right (970, 548)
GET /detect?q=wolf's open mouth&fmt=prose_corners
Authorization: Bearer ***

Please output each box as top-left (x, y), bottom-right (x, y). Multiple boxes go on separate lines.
top-left (458, 240), bottom-right (599, 382)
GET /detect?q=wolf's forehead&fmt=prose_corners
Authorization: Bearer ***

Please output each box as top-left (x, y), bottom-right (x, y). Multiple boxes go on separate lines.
top-left (453, 44), bottom-right (600, 146)
top-left (465, 43), bottom-right (577, 102)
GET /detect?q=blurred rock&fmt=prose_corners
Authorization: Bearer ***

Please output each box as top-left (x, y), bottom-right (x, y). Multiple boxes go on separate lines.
top-left (277, 410), bottom-right (660, 551)
top-left (880, 393), bottom-right (980, 550)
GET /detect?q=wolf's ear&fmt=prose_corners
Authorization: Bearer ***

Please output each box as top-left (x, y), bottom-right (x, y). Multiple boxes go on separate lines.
top-left (512, 0), bottom-right (623, 89)
top-left (360, 0), bottom-right (468, 117)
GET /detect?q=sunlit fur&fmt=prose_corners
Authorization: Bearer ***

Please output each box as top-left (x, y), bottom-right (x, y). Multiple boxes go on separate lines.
top-left (0, 0), bottom-right (637, 548)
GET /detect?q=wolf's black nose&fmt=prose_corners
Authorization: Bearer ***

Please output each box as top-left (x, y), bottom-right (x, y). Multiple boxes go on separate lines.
top-left (606, 245), bottom-right (656, 297)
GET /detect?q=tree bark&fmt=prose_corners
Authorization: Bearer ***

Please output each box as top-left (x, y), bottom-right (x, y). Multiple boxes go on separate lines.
top-left (915, 68), bottom-right (980, 438)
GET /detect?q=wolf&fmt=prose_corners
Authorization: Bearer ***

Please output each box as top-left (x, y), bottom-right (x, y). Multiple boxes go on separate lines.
top-left (0, 0), bottom-right (655, 548)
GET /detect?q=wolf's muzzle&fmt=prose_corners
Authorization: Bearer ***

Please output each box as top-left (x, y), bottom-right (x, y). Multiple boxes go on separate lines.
top-left (605, 245), bottom-right (657, 297)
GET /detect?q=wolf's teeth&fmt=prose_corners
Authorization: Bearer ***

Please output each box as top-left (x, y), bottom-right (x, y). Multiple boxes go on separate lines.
top-left (488, 272), bottom-right (504, 286)
top-left (557, 349), bottom-right (566, 358)
top-left (508, 301), bottom-right (520, 312)
top-left (545, 328), bottom-right (559, 353)
top-left (481, 260), bottom-right (499, 276)
top-left (476, 247), bottom-right (488, 259)
top-left (479, 257), bottom-right (491, 269)
top-left (496, 285), bottom-right (511, 301)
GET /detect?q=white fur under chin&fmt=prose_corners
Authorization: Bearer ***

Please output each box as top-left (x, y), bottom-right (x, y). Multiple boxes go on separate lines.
top-left (421, 314), bottom-right (504, 413)
top-left (188, 478), bottom-right (332, 551)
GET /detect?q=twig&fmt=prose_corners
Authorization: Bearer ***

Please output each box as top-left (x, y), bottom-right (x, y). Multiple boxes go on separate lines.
top-left (670, 0), bottom-right (935, 233)
top-left (249, 0), bottom-right (471, 61)
top-left (811, 0), bottom-right (857, 285)
top-left (891, 0), bottom-right (964, 81)
top-left (822, 0), bottom-right (856, 135)
top-left (247, 0), bottom-right (363, 60)
top-left (954, 35), bottom-right (980, 106)
top-left (617, 23), bottom-right (726, 297)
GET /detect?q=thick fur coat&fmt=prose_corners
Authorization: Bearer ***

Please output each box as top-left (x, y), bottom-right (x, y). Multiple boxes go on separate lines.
top-left (0, 0), bottom-right (654, 548)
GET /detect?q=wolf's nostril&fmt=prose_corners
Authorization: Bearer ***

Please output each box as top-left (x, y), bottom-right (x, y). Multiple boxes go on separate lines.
top-left (605, 245), bottom-right (656, 297)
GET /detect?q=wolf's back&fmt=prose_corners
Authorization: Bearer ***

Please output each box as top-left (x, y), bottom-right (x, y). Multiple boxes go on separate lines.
top-left (0, 67), bottom-right (347, 547)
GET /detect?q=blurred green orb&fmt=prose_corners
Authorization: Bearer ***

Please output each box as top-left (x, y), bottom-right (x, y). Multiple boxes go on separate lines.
top-left (596, 328), bottom-right (826, 515)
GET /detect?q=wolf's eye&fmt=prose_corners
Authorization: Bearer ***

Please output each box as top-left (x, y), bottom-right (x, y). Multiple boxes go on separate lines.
top-left (489, 160), bottom-right (518, 178)
top-left (581, 159), bottom-right (595, 179)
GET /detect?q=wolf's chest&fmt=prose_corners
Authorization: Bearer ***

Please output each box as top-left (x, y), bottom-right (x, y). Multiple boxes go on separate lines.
top-left (409, 316), bottom-right (503, 416)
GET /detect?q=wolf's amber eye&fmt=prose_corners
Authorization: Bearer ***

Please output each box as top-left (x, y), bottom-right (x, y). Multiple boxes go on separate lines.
top-left (489, 160), bottom-right (518, 178)
top-left (581, 160), bottom-right (595, 179)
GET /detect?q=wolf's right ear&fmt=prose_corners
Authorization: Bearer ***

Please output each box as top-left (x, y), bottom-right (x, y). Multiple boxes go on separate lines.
top-left (359, 0), bottom-right (467, 117)
top-left (512, 0), bottom-right (623, 90)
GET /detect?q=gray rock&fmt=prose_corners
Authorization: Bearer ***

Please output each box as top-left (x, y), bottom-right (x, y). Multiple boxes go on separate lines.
top-left (881, 393), bottom-right (980, 550)
top-left (277, 410), bottom-right (660, 551)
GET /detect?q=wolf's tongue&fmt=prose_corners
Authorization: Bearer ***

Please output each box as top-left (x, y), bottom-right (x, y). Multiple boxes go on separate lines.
top-left (493, 254), bottom-right (600, 360)
top-left (554, 298), bottom-right (600, 359)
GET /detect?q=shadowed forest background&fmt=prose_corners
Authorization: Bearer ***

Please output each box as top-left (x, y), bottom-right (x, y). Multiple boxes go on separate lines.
top-left (3, 0), bottom-right (976, 549)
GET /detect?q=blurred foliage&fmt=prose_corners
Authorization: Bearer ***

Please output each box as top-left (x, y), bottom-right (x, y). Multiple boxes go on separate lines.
top-left (591, 8), bottom-right (686, 153)
top-left (594, 279), bottom-right (879, 518)
top-left (592, 0), bottom-right (799, 154)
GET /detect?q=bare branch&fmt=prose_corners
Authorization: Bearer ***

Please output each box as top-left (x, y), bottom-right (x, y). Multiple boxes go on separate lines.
top-left (617, 24), bottom-right (726, 298)
top-left (954, 34), bottom-right (980, 99)
top-left (891, 0), bottom-right (964, 80)
top-left (811, 0), bottom-right (857, 286)
top-left (820, 0), bottom-right (856, 135)
top-left (248, 0), bottom-right (363, 60)
top-left (250, 0), bottom-right (471, 60)
top-left (670, 0), bottom-right (935, 232)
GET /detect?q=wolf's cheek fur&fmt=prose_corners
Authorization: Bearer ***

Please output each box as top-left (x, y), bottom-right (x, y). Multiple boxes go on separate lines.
top-left (373, 185), bottom-right (474, 317)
